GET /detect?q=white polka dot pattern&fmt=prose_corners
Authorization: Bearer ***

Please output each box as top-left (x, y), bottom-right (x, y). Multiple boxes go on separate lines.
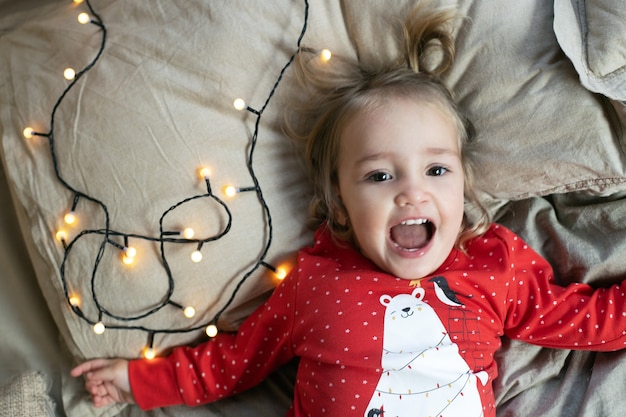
top-left (129, 224), bottom-right (626, 417)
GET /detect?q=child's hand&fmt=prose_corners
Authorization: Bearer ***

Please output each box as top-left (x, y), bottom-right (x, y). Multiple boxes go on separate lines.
top-left (71, 358), bottom-right (135, 407)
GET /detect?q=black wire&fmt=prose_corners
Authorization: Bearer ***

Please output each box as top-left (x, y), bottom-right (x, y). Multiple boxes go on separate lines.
top-left (48, 0), bottom-right (311, 341)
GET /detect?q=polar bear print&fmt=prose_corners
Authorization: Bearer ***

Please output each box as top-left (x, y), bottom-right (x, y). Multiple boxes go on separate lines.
top-left (365, 287), bottom-right (488, 417)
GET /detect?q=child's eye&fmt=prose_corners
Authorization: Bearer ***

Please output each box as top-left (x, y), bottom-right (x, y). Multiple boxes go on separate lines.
top-left (367, 171), bottom-right (393, 182)
top-left (427, 166), bottom-right (448, 176)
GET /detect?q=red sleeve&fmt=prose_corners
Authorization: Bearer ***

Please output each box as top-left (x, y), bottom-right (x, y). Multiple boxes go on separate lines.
top-left (128, 271), bottom-right (298, 410)
top-left (499, 226), bottom-right (626, 351)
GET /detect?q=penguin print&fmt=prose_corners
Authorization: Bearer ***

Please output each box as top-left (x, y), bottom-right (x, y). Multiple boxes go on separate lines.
top-left (429, 275), bottom-right (469, 307)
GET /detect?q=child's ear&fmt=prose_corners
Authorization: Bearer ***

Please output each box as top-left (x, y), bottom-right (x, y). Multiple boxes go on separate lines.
top-left (332, 183), bottom-right (341, 199)
top-left (331, 185), bottom-right (349, 227)
top-left (334, 208), bottom-right (349, 227)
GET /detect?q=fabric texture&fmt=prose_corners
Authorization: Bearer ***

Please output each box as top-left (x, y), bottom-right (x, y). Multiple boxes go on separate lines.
top-left (129, 225), bottom-right (626, 416)
top-left (0, 371), bottom-right (56, 417)
top-left (554, 0), bottom-right (626, 101)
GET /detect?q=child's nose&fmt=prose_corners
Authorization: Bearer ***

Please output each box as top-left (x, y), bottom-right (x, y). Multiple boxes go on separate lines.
top-left (394, 180), bottom-right (428, 207)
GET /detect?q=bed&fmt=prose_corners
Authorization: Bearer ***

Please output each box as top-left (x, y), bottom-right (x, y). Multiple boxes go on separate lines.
top-left (1, 0), bottom-right (625, 416)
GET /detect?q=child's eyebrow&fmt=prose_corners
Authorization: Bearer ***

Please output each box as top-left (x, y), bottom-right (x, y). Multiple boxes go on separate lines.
top-left (355, 152), bottom-right (389, 165)
top-left (355, 147), bottom-right (459, 165)
top-left (425, 146), bottom-right (460, 156)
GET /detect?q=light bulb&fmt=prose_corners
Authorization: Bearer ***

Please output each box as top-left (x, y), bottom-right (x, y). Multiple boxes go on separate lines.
top-left (206, 324), bottom-right (218, 338)
top-left (184, 306), bottom-right (196, 318)
top-left (233, 98), bottom-right (246, 111)
top-left (182, 228), bottom-right (195, 239)
top-left (64, 211), bottom-right (76, 225)
top-left (73, 0), bottom-right (84, 4)
top-left (77, 12), bottom-right (90, 24)
top-left (122, 246), bottom-right (136, 265)
top-left (143, 347), bottom-right (156, 360)
top-left (199, 167), bottom-right (211, 179)
top-left (23, 127), bottom-right (35, 139)
top-left (223, 185), bottom-right (237, 197)
top-left (93, 322), bottom-right (105, 334)
top-left (69, 295), bottom-right (80, 307)
top-left (320, 49), bottom-right (332, 62)
top-left (275, 267), bottom-right (288, 280)
top-left (64, 68), bottom-right (76, 80)
top-left (55, 230), bottom-right (68, 242)
top-left (191, 250), bottom-right (203, 263)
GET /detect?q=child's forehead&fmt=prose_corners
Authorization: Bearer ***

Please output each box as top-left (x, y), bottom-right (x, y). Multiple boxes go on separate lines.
top-left (342, 94), bottom-right (464, 147)
top-left (340, 100), bottom-right (461, 155)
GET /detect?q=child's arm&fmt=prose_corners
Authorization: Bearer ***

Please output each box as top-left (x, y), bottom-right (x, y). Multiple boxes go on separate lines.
top-left (70, 358), bottom-right (135, 407)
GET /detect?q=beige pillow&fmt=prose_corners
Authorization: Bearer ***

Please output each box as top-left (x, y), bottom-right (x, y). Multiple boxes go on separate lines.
top-left (0, 372), bottom-right (56, 417)
top-left (554, 0), bottom-right (626, 101)
top-left (1, 1), bottom-right (625, 416)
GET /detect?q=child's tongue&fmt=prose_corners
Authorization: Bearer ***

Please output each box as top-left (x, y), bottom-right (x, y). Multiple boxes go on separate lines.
top-left (390, 223), bottom-right (430, 250)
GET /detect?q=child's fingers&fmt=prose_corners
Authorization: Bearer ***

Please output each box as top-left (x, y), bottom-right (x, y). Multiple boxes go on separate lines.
top-left (70, 358), bottom-right (112, 378)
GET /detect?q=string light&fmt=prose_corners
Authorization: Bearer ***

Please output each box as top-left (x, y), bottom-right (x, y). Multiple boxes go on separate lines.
top-left (143, 346), bottom-right (156, 360)
top-left (320, 48), bottom-right (332, 62)
top-left (69, 295), bottom-right (80, 307)
top-left (206, 324), bottom-right (218, 338)
top-left (233, 98), bottom-right (246, 111)
top-left (55, 230), bottom-right (68, 249)
top-left (142, 332), bottom-right (156, 360)
top-left (261, 261), bottom-right (288, 280)
top-left (122, 246), bottom-right (136, 265)
top-left (77, 12), bottom-right (90, 24)
top-left (93, 321), bottom-right (105, 335)
top-left (168, 301), bottom-right (196, 318)
top-left (63, 68), bottom-right (76, 80)
top-left (64, 211), bottom-right (76, 225)
top-left (223, 185), bottom-right (257, 197)
top-left (31, 0), bottom-right (310, 358)
top-left (275, 266), bottom-right (288, 280)
top-left (191, 249), bottom-right (203, 263)
top-left (23, 127), bottom-right (35, 139)
top-left (198, 167), bottom-right (211, 180)
top-left (184, 306), bottom-right (196, 318)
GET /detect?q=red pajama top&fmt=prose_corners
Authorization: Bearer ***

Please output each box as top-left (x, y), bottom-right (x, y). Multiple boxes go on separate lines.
top-left (129, 223), bottom-right (626, 417)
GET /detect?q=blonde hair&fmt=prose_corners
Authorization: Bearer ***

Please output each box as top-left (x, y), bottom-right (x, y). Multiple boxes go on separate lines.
top-left (284, 2), bottom-right (491, 249)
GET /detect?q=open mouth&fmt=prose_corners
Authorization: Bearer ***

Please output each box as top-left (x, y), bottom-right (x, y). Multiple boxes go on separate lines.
top-left (390, 218), bottom-right (435, 252)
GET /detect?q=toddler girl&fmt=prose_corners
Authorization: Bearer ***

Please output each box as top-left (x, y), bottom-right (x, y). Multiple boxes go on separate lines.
top-left (72, 3), bottom-right (626, 417)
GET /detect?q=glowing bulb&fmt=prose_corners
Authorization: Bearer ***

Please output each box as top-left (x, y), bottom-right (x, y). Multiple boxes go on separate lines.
top-left (183, 306), bottom-right (196, 318)
top-left (23, 127), bottom-right (35, 139)
top-left (69, 295), bottom-right (80, 307)
top-left (320, 49), bottom-right (332, 62)
top-left (191, 250), bottom-right (203, 263)
top-left (93, 322), bottom-right (105, 334)
top-left (275, 267), bottom-right (288, 280)
top-left (55, 230), bottom-right (68, 242)
top-left (182, 228), bottom-right (195, 239)
top-left (64, 68), bottom-right (76, 80)
top-left (122, 246), bottom-right (136, 265)
top-left (206, 324), bottom-right (218, 338)
top-left (223, 185), bottom-right (237, 197)
top-left (77, 12), bottom-right (90, 24)
top-left (73, 0), bottom-right (83, 4)
top-left (143, 347), bottom-right (156, 360)
top-left (199, 167), bottom-right (211, 179)
top-left (64, 211), bottom-right (76, 225)
top-left (233, 98), bottom-right (246, 111)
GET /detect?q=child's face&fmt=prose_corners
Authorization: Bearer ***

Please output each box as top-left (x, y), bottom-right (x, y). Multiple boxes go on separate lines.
top-left (336, 97), bottom-right (465, 279)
